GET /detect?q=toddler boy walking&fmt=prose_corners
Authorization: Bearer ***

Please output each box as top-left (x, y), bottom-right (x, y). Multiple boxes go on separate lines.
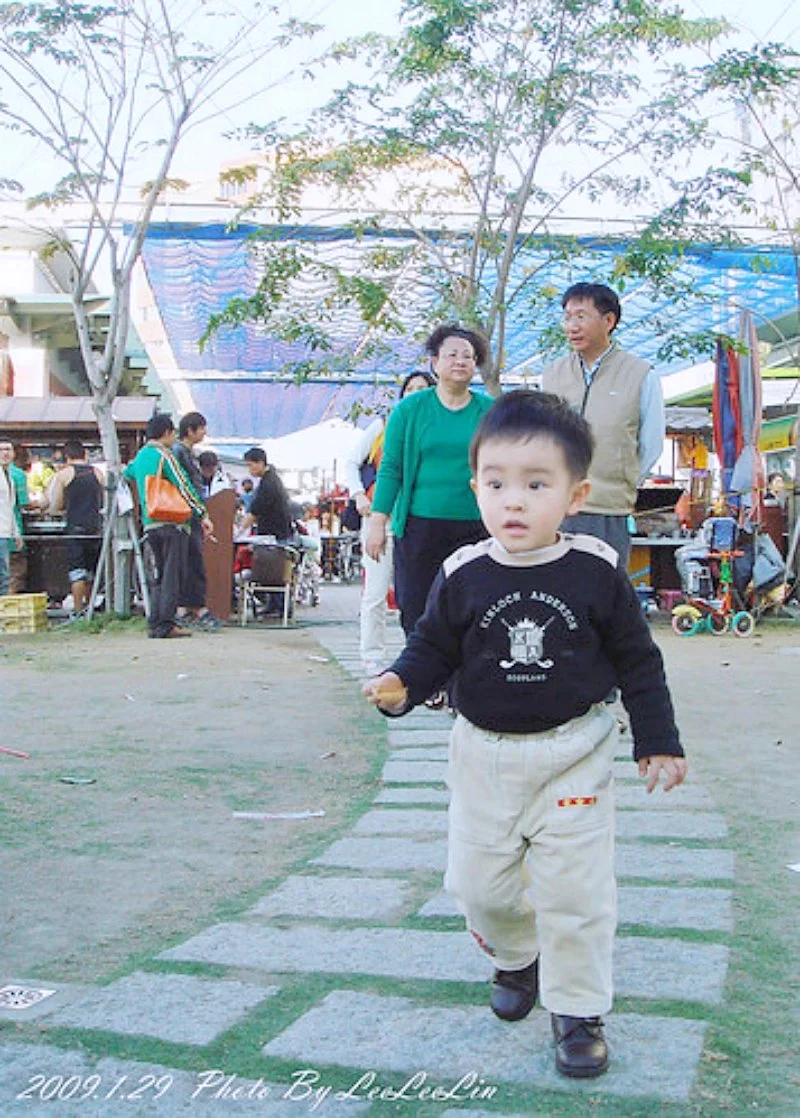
top-left (365, 390), bottom-right (686, 1078)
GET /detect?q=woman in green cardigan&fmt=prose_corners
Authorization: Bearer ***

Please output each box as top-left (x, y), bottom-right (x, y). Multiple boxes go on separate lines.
top-left (365, 324), bottom-right (493, 642)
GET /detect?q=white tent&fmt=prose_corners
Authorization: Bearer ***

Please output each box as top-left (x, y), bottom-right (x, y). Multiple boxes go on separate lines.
top-left (263, 418), bottom-right (363, 475)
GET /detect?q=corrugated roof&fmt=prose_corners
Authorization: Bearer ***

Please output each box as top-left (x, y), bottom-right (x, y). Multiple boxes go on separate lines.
top-left (665, 406), bottom-right (711, 434)
top-left (0, 396), bottom-right (156, 426)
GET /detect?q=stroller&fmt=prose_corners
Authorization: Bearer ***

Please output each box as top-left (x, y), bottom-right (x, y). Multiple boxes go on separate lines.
top-left (672, 515), bottom-right (786, 637)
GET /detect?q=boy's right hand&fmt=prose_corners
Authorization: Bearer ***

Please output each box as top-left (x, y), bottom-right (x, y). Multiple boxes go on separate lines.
top-left (363, 671), bottom-right (408, 713)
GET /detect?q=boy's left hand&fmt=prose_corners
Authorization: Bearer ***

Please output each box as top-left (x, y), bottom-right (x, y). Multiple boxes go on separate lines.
top-left (363, 671), bottom-right (408, 713)
top-left (638, 755), bottom-right (688, 793)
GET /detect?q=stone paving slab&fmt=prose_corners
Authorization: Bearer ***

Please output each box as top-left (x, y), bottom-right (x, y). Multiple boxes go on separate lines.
top-left (388, 729), bottom-right (452, 747)
top-left (47, 972), bottom-right (277, 1046)
top-left (313, 835), bottom-right (734, 882)
top-left (416, 891), bottom-right (462, 918)
top-left (160, 923), bottom-right (491, 983)
top-left (375, 784), bottom-right (714, 808)
top-left (386, 755), bottom-right (643, 784)
top-left (353, 809), bottom-right (448, 836)
top-left (615, 811), bottom-right (728, 841)
top-left (160, 923), bottom-right (727, 1003)
top-left (612, 760), bottom-right (639, 781)
top-left (443, 1112), bottom-right (533, 1118)
top-left (615, 938), bottom-right (728, 1003)
top-left (312, 836), bottom-right (448, 873)
top-left (419, 886), bottom-right (733, 932)
top-left (355, 808), bottom-right (725, 842)
top-left (382, 759), bottom-right (447, 784)
top-left (262, 990), bottom-right (707, 1103)
top-left (616, 784), bottom-right (715, 809)
top-left (617, 844), bottom-right (735, 881)
top-left (376, 787), bottom-right (450, 805)
top-left (618, 886), bottom-right (733, 932)
top-left (393, 715), bottom-right (454, 730)
top-left (386, 747), bottom-right (449, 761)
top-left (249, 876), bottom-right (413, 920)
top-left (0, 1042), bottom-right (367, 1116)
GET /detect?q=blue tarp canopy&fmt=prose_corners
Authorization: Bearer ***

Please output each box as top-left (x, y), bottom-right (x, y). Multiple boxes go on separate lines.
top-left (139, 223), bottom-right (800, 441)
top-left (189, 378), bottom-right (393, 441)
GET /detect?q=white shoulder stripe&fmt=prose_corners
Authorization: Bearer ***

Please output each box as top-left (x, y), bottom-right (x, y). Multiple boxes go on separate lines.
top-left (566, 532), bottom-right (619, 569)
top-left (442, 538), bottom-right (494, 578)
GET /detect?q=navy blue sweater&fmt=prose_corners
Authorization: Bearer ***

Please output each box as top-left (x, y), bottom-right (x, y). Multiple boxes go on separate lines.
top-left (389, 534), bottom-right (683, 761)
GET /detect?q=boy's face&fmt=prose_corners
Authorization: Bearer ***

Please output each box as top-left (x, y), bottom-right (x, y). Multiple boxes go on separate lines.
top-left (472, 435), bottom-right (590, 553)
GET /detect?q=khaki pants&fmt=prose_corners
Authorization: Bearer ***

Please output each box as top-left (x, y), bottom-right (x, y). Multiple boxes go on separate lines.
top-left (359, 515), bottom-right (393, 669)
top-left (445, 705), bottom-right (617, 1017)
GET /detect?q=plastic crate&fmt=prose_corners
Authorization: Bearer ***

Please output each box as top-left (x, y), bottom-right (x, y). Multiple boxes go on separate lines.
top-left (0, 592), bottom-right (48, 634)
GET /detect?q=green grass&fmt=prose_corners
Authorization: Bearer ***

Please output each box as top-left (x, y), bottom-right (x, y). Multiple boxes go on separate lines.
top-left (4, 634), bottom-right (800, 1115)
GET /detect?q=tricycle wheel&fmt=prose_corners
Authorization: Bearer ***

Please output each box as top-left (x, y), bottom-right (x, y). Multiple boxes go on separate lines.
top-left (732, 610), bottom-right (756, 637)
top-left (672, 613), bottom-right (700, 636)
top-left (708, 613), bottom-right (729, 635)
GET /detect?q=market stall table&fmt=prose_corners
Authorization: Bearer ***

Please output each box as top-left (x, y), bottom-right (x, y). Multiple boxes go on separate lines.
top-left (628, 535), bottom-right (687, 597)
top-left (21, 517), bottom-right (102, 603)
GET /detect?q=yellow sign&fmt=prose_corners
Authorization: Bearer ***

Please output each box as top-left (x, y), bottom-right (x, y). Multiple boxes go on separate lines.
top-left (759, 415), bottom-right (797, 453)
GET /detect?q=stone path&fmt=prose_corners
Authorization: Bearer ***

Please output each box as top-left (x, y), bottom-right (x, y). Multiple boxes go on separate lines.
top-left (0, 616), bottom-right (733, 1114)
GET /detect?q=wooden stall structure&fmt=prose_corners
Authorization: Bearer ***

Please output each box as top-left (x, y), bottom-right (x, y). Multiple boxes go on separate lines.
top-left (2, 395), bottom-right (156, 599)
top-left (0, 395), bottom-right (155, 463)
top-left (203, 488), bottom-right (237, 621)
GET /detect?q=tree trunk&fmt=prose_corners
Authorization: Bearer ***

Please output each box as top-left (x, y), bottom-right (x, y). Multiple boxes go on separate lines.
top-left (93, 398), bottom-right (121, 467)
top-left (92, 398), bottom-right (132, 616)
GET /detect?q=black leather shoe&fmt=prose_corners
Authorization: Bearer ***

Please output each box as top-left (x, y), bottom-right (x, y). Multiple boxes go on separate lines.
top-left (551, 1014), bottom-right (608, 1078)
top-left (490, 958), bottom-right (539, 1021)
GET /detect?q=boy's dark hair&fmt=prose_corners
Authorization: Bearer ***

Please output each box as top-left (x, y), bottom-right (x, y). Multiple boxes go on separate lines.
top-left (64, 439), bottom-right (85, 460)
top-left (424, 323), bottom-right (490, 369)
top-left (561, 282), bottom-right (621, 330)
top-left (178, 411), bottom-right (207, 438)
top-left (197, 450), bottom-right (218, 470)
top-left (145, 413), bottom-right (175, 440)
top-left (470, 390), bottom-right (594, 481)
top-left (243, 446), bottom-right (267, 466)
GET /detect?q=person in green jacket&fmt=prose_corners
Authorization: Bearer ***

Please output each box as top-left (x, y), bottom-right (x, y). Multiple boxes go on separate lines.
top-left (366, 324), bottom-right (493, 658)
top-left (124, 413), bottom-right (211, 638)
top-left (8, 443), bottom-right (32, 593)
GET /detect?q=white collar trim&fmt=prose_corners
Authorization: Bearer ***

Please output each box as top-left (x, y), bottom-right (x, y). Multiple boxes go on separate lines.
top-left (488, 534), bottom-right (571, 567)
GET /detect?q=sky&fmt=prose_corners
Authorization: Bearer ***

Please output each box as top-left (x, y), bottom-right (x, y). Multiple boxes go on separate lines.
top-left (1, 0), bottom-right (798, 204)
top-left (168, 0), bottom-right (800, 184)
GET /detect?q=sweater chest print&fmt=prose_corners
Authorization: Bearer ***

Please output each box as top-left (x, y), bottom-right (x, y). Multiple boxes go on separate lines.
top-left (479, 589), bottom-right (580, 683)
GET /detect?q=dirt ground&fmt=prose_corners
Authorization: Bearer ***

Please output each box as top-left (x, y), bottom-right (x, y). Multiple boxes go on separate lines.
top-left (0, 619), bottom-right (384, 984)
top-left (1, 613), bottom-right (799, 1005)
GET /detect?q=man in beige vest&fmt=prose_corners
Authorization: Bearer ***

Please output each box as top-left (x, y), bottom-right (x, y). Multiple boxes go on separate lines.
top-left (542, 283), bottom-right (664, 566)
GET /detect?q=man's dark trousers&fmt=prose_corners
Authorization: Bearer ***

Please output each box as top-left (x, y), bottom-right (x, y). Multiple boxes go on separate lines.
top-left (143, 525), bottom-right (188, 637)
top-left (181, 516), bottom-right (207, 610)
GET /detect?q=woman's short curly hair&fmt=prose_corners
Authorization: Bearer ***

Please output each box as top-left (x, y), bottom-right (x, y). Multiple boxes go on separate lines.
top-left (424, 323), bottom-right (490, 370)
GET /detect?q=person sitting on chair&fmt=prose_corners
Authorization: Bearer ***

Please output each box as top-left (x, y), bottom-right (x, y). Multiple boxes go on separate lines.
top-left (238, 448), bottom-right (295, 543)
